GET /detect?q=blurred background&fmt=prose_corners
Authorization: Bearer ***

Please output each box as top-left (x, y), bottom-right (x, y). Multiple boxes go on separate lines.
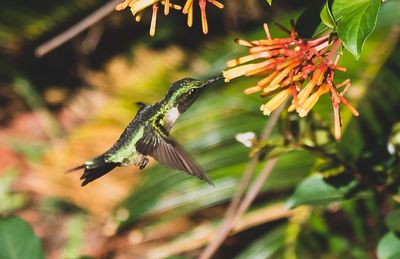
top-left (1, 0), bottom-right (400, 258)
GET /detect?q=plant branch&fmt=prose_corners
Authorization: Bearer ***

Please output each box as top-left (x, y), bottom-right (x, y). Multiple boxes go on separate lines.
top-left (35, 0), bottom-right (121, 57)
top-left (199, 103), bottom-right (285, 259)
top-left (200, 158), bottom-right (279, 259)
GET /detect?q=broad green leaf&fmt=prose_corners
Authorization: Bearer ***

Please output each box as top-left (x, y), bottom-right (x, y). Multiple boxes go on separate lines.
top-left (266, 0), bottom-right (272, 5)
top-left (377, 232), bottom-right (400, 259)
top-left (320, 1), bottom-right (335, 28)
top-left (286, 174), bottom-right (360, 208)
top-left (385, 209), bottom-right (400, 232)
top-left (331, 0), bottom-right (381, 59)
top-left (0, 217), bottom-right (44, 259)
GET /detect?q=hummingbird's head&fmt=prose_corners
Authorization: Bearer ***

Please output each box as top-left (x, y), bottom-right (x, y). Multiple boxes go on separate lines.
top-left (165, 78), bottom-right (209, 112)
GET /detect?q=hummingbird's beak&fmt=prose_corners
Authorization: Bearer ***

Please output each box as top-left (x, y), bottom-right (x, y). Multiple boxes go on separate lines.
top-left (202, 73), bottom-right (224, 88)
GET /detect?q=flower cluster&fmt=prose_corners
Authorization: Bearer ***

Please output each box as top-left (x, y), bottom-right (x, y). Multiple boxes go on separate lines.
top-left (115, 0), bottom-right (223, 36)
top-left (223, 23), bottom-right (359, 139)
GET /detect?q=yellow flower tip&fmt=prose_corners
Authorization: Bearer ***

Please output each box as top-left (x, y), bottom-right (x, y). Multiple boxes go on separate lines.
top-left (173, 4), bottom-right (182, 10)
top-left (208, 0), bottom-right (224, 9)
top-left (260, 105), bottom-right (272, 116)
top-left (164, 0), bottom-right (170, 15)
top-left (288, 104), bottom-right (296, 112)
top-left (337, 94), bottom-right (359, 117)
top-left (186, 6), bottom-right (193, 27)
top-left (226, 59), bottom-right (239, 68)
top-left (347, 104), bottom-right (360, 117)
top-left (336, 79), bottom-right (351, 90)
top-left (222, 71), bottom-right (231, 82)
top-left (201, 16), bottom-right (209, 34)
top-left (183, 0), bottom-right (193, 13)
top-left (199, 0), bottom-right (209, 34)
top-left (182, 9), bottom-right (189, 14)
top-left (263, 23), bottom-right (272, 40)
top-left (135, 12), bottom-right (143, 22)
top-left (244, 86), bottom-right (262, 95)
top-left (115, 0), bottom-right (132, 11)
top-left (149, 4), bottom-right (159, 37)
top-left (130, 0), bottom-right (160, 15)
top-left (297, 80), bottom-right (317, 107)
top-left (298, 109), bottom-right (308, 117)
top-left (340, 98), bottom-right (359, 117)
top-left (234, 38), bottom-right (253, 47)
top-left (298, 87), bottom-right (326, 116)
top-left (263, 109), bottom-right (272, 116)
top-left (262, 89), bottom-right (291, 116)
top-left (223, 64), bottom-right (256, 81)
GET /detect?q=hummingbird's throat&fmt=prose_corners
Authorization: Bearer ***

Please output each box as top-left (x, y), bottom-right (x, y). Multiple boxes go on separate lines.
top-left (166, 107), bottom-right (180, 126)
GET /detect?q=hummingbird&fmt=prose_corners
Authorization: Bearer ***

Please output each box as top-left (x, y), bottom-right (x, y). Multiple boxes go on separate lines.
top-left (68, 75), bottom-right (223, 186)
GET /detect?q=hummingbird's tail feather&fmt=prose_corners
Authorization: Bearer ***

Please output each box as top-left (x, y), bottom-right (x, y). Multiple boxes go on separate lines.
top-left (67, 155), bottom-right (119, 186)
top-left (65, 164), bottom-right (85, 173)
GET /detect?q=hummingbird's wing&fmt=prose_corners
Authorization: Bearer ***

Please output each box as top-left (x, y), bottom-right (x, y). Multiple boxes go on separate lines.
top-left (136, 128), bottom-right (214, 186)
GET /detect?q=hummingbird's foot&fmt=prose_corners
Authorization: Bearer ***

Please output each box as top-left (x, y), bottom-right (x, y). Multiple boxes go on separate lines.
top-left (139, 157), bottom-right (149, 170)
top-left (134, 153), bottom-right (149, 170)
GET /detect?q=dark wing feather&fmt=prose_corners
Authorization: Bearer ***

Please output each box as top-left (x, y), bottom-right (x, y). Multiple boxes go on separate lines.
top-left (136, 128), bottom-right (213, 185)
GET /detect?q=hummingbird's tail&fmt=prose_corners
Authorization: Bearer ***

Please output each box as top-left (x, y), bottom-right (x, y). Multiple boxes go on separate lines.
top-left (66, 155), bottom-right (118, 186)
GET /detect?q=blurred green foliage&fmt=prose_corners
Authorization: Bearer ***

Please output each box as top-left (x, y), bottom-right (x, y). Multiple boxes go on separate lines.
top-left (0, 169), bottom-right (26, 215)
top-left (1, 0), bottom-right (400, 258)
top-left (0, 217), bottom-right (44, 259)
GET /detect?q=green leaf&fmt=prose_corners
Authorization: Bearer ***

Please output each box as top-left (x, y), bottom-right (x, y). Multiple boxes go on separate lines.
top-left (385, 209), bottom-right (400, 232)
top-left (266, 0), bottom-right (272, 5)
top-left (0, 217), bottom-right (44, 259)
top-left (320, 1), bottom-right (335, 28)
top-left (236, 226), bottom-right (285, 259)
top-left (286, 174), bottom-right (360, 208)
top-left (331, 0), bottom-right (381, 59)
top-left (377, 232), bottom-right (400, 259)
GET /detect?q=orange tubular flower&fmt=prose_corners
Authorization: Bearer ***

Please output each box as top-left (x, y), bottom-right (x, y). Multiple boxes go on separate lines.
top-left (223, 23), bottom-right (359, 139)
top-left (115, 0), bottom-right (182, 36)
top-left (183, 0), bottom-right (224, 34)
top-left (116, 0), bottom-right (223, 35)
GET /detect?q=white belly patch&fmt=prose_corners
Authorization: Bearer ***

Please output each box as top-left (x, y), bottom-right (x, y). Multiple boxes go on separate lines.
top-left (166, 107), bottom-right (180, 125)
